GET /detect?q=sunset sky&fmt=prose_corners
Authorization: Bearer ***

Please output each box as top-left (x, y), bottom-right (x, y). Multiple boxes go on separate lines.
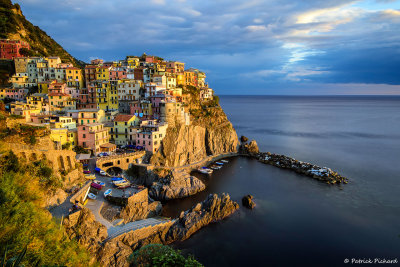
top-left (15, 0), bottom-right (400, 95)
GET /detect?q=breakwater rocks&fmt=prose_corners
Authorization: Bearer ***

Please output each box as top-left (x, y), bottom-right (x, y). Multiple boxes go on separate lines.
top-left (98, 193), bottom-right (238, 267)
top-left (149, 170), bottom-right (206, 201)
top-left (258, 152), bottom-right (348, 184)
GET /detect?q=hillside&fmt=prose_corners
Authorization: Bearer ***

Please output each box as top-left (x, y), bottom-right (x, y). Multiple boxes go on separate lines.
top-left (0, 0), bottom-right (81, 65)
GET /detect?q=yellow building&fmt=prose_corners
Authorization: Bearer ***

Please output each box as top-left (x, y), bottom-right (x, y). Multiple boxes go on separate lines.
top-left (10, 101), bottom-right (41, 122)
top-left (110, 114), bottom-right (140, 146)
top-left (96, 80), bottom-right (119, 111)
top-left (96, 66), bottom-right (111, 81)
top-left (46, 56), bottom-right (62, 68)
top-left (49, 93), bottom-right (76, 113)
top-left (176, 73), bottom-right (185, 86)
top-left (66, 67), bottom-right (84, 89)
top-left (126, 56), bottom-right (139, 68)
top-left (50, 128), bottom-right (69, 148)
top-left (27, 93), bottom-right (49, 114)
top-left (38, 80), bottom-right (56, 94)
top-left (9, 73), bottom-right (35, 88)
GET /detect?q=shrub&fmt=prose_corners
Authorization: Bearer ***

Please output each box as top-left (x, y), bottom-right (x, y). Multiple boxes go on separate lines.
top-left (128, 244), bottom-right (202, 267)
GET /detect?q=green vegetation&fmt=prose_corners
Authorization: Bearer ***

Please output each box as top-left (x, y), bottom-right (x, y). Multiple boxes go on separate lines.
top-left (0, 151), bottom-right (92, 265)
top-left (128, 244), bottom-right (202, 267)
top-left (73, 145), bottom-right (90, 154)
top-left (1, 245), bottom-right (27, 267)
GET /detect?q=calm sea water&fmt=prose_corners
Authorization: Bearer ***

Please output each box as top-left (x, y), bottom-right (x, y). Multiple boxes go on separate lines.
top-left (163, 96), bottom-right (400, 267)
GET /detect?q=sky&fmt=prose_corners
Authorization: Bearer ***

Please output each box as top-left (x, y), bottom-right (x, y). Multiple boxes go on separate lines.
top-left (14, 0), bottom-right (400, 95)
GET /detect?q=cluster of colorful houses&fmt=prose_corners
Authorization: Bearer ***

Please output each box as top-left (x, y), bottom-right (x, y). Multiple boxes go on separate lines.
top-left (0, 43), bottom-right (214, 156)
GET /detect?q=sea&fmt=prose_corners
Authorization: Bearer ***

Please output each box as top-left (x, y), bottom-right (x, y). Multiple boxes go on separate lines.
top-left (162, 95), bottom-right (400, 267)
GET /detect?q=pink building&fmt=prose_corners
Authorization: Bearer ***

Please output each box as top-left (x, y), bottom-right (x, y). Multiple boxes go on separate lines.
top-left (110, 68), bottom-right (127, 80)
top-left (77, 123), bottom-right (113, 155)
top-left (150, 94), bottom-right (173, 116)
top-left (65, 87), bottom-right (79, 99)
top-left (4, 88), bottom-right (28, 101)
top-left (48, 82), bottom-right (67, 94)
top-left (136, 120), bottom-right (168, 153)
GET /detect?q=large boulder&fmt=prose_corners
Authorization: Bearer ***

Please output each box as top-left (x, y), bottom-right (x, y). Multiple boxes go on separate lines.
top-left (242, 195), bottom-right (256, 209)
top-left (149, 170), bottom-right (205, 200)
top-left (165, 193), bottom-right (239, 242)
top-left (63, 208), bottom-right (108, 254)
top-left (119, 188), bottom-right (162, 223)
top-left (239, 139), bottom-right (259, 155)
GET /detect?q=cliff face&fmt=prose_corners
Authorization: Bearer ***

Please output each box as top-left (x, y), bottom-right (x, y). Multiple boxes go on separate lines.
top-left (151, 101), bottom-right (238, 167)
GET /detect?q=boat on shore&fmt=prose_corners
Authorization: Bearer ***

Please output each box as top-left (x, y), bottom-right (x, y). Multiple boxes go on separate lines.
top-left (221, 159), bottom-right (229, 163)
top-left (104, 189), bottom-right (112, 197)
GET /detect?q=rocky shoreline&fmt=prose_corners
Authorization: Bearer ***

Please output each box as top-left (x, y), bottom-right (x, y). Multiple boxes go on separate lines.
top-left (64, 193), bottom-right (239, 267)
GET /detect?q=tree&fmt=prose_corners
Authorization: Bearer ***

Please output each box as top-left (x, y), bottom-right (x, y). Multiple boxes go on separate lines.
top-left (128, 244), bottom-right (202, 267)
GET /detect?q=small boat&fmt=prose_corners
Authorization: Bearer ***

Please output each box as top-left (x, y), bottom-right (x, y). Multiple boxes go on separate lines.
top-left (104, 189), bottom-right (112, 197)
top-left (198, 168), bottom-right (213, 174)
top-left (113, 179), bottom-right (127, 185)
top-left (83, 170), bottom-right (91, 174)
top-left (85, 174), bottom-right (96, 180)
top-left (210, 167), bottom-right (219, 170)
top-left (111, 177), bottom-right (124, 181)
top-left (99, 170), bottom-right (109, 176)
top-left (117, 182), bottom-right (131, 189)
top-left (91, 182), bottom-right (103, 190)
top-left (221, 160), bottom-right (229, 163)
top-left (87, 193), bottom-right (97, 200)
top-left (93, 180), bottom-right (105, 186)
top-left (215, 162), bottom-right (224, 166)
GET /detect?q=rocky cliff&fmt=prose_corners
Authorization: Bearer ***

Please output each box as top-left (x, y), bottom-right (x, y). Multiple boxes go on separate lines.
top-left (151, 94), bottom-right (239, 167)
top-left (63, 208), bottom-right (108, 255)
top-left (97, 193), bottom-right (239, 267)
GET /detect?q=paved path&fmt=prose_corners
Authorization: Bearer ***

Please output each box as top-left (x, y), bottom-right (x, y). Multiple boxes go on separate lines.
top-left (104, 217), bottom-right (171, 243)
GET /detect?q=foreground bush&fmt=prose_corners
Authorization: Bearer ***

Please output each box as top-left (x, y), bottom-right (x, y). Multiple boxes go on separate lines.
top-left (129, 244), bottom-right (202, 267)
top-left (0, 150), bottom-right (91, 266)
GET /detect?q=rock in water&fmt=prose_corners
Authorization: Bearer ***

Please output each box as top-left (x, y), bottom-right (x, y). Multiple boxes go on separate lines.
top-left (240, 135), bottom-right (249, 143)
top-left (239, 139), bottom-right (259, 155)
top-left (242, 195), bottom-right (256, 209)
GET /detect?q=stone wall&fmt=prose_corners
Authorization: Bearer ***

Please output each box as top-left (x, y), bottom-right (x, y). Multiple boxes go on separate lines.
top-left (70, 181), bottom-right (91, 205)
top-left (96, 151), bottom-right (146, 171)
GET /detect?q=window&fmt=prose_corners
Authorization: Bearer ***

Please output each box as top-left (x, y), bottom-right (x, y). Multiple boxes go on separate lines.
top-left (83, 134), bottom-right (86, 138)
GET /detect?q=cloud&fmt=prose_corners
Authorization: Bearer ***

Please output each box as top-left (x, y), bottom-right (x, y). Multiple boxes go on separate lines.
top-left (12, 0), bottom-right (400, 94)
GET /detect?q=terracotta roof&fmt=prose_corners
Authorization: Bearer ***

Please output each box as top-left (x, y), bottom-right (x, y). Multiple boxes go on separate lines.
top-left (114, 114), bottom-right (134, 122)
